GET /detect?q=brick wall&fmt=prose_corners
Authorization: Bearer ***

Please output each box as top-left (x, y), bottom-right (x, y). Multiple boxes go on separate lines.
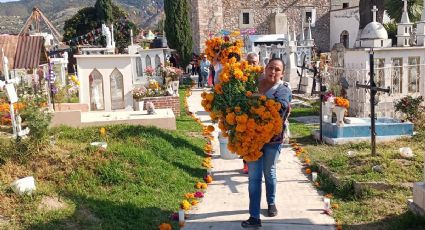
top-left (143, 96), bottom-right (181, 116)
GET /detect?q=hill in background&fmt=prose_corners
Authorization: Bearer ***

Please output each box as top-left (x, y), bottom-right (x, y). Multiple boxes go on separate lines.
top-left (0, 0), bottom-right (164, 35)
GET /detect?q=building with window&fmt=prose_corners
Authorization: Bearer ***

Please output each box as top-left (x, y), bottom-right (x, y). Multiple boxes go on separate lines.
top-left (188, 0), bottom-right (331, 54)
top-left (329, 3), bottom-right (425, 117)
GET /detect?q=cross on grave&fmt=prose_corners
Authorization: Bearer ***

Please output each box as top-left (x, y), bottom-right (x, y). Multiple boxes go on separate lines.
top-left (355, 50), bottom-right (390, 156)
top-left (371, 5), bottom-right (378, 22)
top-left (310, 61), bottom-right (327, 142)
top-left (296, 55), bottom-right (309, 92)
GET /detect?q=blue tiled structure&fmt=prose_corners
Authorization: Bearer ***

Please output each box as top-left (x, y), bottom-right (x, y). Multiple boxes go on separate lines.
top-left (322, 118), bottom-right (414, 138)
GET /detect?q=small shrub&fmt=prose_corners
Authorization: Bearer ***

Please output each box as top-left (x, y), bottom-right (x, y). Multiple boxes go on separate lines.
top-left (328, 154), bottom-right (348, 168)
top-left (394, 95), bottom-right (424, 122)
top-left (20, 99), bottom-right (52, 151)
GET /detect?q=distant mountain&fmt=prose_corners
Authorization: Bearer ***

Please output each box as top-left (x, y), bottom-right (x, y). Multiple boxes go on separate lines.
top-left (0, 0), bottom-right (164, 35)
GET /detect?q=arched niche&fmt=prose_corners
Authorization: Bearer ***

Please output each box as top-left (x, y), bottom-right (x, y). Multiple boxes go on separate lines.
top-left (89, 69), bottom-right (105, 111)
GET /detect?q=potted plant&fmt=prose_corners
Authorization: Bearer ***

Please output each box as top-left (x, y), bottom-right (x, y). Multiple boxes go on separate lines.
top-left (132, 86), bottom-right (147, 111)
top-left (333, 96), bottom-right (349, 127)
top-left (163, 66), bottom-right (183, 96)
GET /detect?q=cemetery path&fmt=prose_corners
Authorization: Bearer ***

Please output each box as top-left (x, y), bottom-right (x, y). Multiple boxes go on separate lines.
top-left (184, 88), bottom-right (335, 230)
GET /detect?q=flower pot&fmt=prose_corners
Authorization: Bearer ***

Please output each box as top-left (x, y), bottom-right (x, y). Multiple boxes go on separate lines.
top-left (323, 101), bottom-right (334, 123)
top-left (333, 106), bottom-right (346, 127)
top-left (134, 100), bottom-right (144, 111)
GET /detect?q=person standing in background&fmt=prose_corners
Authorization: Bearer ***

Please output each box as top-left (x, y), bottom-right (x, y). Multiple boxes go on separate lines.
top-left (200, 55), bottom-right (210, 87)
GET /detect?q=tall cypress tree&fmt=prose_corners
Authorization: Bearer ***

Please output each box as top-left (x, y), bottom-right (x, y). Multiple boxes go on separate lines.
top-left (164, 0), bottom-right (193, 67)
top-left (95, 0), bottom-right (113, 24)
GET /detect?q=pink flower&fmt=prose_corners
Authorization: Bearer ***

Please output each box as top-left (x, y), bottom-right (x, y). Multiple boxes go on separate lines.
top-left (194, 191), bottom-right (204, 198)
top-left (144, 66), bottom-right (155, 76)
top-left (170, 212), bottom-right (179, 221)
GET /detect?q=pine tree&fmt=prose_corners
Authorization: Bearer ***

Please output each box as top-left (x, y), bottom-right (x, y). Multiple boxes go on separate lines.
top-left (95, 0), bottom-right (114, 24)
top-left (164, 0), bottom-right (193, 67)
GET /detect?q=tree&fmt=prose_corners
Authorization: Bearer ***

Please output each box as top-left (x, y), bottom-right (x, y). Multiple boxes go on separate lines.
top-left (63, 2), bottom-right (138, 52)
top-left (164, 0), bottom-right (193, 67)
top-left (95, 0), bottom-right (114, 24)
top-left (63, 7), bottom-right (97, 42)
top-left (384, 0), bottom-right (423, 22)
top-left (384, 21), bottom-right (397, 45)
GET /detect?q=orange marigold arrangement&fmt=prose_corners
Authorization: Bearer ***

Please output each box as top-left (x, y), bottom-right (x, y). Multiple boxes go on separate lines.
top-left (201, 37), bottom-right (283, 161)
top-left (334, 97), bottom-right (349, 109)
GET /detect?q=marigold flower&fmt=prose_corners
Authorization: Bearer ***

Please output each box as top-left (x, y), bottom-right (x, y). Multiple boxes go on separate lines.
top-left (332, 203), bottom-right (339, 209)
top-left (191, 200), bottom-right (199, 206)
top-left (204, 175), bottom-right (213, 183)
top-left (305, 168), bottom-right (312, 174)
top-left (246, 91), bottom-right (252, 97)
top-left (185, 193), bottom-right (195, 199)
top-left (181, 200), bottom-right (192, 210)
top-left (207, 125), bottom-right (215, 132)
top-left (206, 93), bottom-right (214, 101)
top-left (225, 112), bottom-right (236, 125)
top-left (100, 127), bottom-right (106, 137)
top-left (158, 223), bottom-right (172, 230)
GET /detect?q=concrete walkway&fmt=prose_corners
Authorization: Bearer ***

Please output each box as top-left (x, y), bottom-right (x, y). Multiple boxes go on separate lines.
top-left (184, 88), bottom-right (335, 230)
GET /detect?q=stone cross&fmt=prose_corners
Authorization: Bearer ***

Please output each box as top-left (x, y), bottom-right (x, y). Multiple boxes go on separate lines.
top-left (2, 48), bottom-right (9, 82)
top-left (372, 6), bottom-right (378, 22)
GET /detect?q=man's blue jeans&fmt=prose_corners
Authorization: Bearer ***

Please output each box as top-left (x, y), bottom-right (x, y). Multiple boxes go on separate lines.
top-left (247, 143), bottom-right (282, 219)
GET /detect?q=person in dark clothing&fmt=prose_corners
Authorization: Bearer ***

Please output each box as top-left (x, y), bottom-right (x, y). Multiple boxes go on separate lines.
top-left (169, 54), bottom-right (177, 67)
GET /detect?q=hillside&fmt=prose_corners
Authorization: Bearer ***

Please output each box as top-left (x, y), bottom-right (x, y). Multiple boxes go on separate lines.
top-left (0, 0), bottom-right (164, 35)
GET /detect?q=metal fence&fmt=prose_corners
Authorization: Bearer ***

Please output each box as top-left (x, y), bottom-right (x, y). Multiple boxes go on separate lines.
top-left (324, 63), bottom-right (424, 117)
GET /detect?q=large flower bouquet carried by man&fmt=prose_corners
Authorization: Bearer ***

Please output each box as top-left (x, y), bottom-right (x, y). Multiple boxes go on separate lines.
top-left (201, 37), bottom-right (283, 161)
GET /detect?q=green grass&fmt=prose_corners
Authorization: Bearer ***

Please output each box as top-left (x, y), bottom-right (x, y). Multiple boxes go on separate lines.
top-left (0, 87), bottom-right (206, 229)
top-left (290, 104), bottom-right (319, 117)
top-left (290, 119), bottom-right (425, 229)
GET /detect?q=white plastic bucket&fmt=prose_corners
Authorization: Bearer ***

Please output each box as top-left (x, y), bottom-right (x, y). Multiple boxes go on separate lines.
top-left (218, 132), bottom-right (239, 160)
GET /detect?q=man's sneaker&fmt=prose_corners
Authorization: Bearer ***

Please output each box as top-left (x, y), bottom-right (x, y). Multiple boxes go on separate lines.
top-left (268, 204), bottom-right (278, 217)
top-left (241, 217), bottom-right (262, 228)
top-left (243, 163), bottom-right (249, 174)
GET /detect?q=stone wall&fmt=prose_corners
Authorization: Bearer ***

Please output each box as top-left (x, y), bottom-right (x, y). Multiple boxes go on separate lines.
top-left (190, 0), bottom-right (331, 53)
top-left (143, 96), bottom-right (181, 116)
top-left (188, 0), bottom-right (224, 54)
